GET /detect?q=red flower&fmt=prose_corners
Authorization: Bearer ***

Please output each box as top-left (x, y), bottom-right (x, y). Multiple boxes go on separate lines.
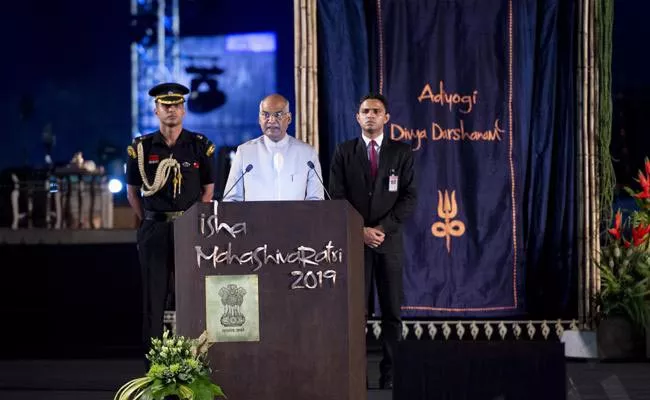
top-left (645, 157), bottom-right (650, 177)
top-left (634, 191), bottom-right (650, 200)
top-left (608, 210), bottom-right (622, 240)
top-left (633, 170), bottom-right (650, 199)
top-left (639, 170), bottom-right (649, 190)
top-left (632, 223), bottom-right (650, 247)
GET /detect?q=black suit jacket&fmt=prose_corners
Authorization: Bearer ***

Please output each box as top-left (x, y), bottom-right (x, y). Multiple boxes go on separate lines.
top-left (329, 137), bottom-right (417, 254)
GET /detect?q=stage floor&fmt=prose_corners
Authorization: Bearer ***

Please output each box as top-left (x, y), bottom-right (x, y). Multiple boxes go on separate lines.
top-left (1, 353), bottom-right (649, 400)
top-left (0, 353), bottom-right (391, 400)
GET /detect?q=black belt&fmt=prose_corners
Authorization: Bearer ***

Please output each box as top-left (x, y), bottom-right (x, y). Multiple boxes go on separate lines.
top-left (143, 210), bottom-right (184, 222)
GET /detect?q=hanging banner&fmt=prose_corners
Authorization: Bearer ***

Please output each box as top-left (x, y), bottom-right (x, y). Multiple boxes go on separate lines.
top-left (379, 0), bottom-right (524, 316)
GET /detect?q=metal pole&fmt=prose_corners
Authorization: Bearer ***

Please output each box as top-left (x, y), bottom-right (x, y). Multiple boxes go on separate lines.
top-left (130, 0), bottom-right (139, 137)
top-left (157, 0), bottom-right (166, 76)
top-left (172, 0), bottom-right (180, 80)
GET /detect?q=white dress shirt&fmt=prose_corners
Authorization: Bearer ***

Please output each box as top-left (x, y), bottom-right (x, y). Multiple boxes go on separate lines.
top-left (222, 134), bottom-right (325, 201)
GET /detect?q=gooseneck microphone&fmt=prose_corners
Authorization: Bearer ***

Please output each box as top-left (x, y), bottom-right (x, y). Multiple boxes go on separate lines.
top-left (307, 161), bottom-right (332, 200)
top-left (221, 164), bottom-right (253, 200)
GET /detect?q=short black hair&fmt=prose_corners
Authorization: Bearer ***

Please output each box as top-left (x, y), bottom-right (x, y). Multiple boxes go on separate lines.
top-left (358, 93), bottom-right (389, 113)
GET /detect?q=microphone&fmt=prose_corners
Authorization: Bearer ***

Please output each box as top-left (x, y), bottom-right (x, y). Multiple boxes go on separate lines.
top-left (222, 164), bottom-right (253, 200)
top-left (307, 161), bottom-right (331, 200)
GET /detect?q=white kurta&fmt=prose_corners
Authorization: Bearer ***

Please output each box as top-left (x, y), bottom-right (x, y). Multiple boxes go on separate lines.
top-left (222, 134), bottom-right (325, 201)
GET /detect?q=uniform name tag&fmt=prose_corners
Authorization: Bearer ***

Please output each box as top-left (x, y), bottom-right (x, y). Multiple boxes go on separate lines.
top-left (388, 172), bottom-right (399, 192)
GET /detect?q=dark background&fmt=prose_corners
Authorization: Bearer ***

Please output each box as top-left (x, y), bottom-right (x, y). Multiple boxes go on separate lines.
top-left (0, 0), bottom-right (294, 174)
top-left (0, 0), bottom-right (647, 184)
top-left (611, 1), bottom-right (650, 188)
top-left (0, 0), bottom-right (648, 357)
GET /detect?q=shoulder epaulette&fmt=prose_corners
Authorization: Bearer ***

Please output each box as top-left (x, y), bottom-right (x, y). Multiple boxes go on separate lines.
top-left (188, 132), bottom-right (214, 156)
top-left (127, 134), bottom-right (154, 159)
top-left (193, 132), bottom-right (209, 143)
top-left (133, 133), bottom-right (154, 144)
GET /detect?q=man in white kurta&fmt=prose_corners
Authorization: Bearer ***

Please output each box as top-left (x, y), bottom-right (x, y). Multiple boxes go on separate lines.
top-left (222, 94), bottom-right (324, 201)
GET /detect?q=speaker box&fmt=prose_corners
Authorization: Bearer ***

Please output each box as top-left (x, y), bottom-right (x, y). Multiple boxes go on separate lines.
top-left (394, 341), bottom-right (566, 400)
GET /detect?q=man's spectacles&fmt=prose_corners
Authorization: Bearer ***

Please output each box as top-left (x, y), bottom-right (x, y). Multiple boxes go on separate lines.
top-left (260, 111), bottom-right (289, 120)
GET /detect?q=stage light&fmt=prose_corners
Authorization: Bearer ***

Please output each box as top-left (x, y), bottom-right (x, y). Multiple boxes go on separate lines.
top-left (109, 179), bottom-right (124, 194)
top-left (186, 65), bottom-right (227, 113)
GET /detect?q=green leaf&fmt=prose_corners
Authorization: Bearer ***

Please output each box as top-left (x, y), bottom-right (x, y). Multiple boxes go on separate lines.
top-left (184, 376), bottom-right (227, 400)
top-left (139, 389), bottom-right (155, 400)
top-left (187, 378), bottom-right (212, 400)
top-left (178, 373), bottom-right (190, 382)
top-left (178, 384), bottom-right (194, 399)
top-left (210, 383), bottom-right (226, 398)
top-left (114, 377), bottom-right (153, 400)
top-left (157, 385), bottom-right (181, 400)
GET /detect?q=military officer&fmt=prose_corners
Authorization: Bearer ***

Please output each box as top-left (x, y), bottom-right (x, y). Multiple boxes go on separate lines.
top-left (125, 82), bottom-right (216, 366)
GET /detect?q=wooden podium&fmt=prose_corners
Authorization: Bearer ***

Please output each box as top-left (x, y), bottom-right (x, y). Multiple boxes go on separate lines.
top-left (174, 200), bottom-right (366, 400)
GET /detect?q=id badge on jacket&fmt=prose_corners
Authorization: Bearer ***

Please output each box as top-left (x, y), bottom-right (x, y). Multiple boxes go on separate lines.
top-left (388, 169), bottom-right (399, 192)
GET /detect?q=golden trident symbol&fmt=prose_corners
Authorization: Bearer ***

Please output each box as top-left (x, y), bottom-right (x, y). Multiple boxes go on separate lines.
top-left (431, 190), bottom-right (466, 253)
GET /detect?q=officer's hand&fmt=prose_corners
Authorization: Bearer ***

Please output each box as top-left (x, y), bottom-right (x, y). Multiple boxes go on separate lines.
top-left (364, 227), bottom-right (385, 248)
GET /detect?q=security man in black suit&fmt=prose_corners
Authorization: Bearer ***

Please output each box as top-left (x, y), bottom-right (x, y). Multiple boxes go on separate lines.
top-left (329, 93), bottom-right (417, 389)
top-left (125, 82), bottom-right (216, 366)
